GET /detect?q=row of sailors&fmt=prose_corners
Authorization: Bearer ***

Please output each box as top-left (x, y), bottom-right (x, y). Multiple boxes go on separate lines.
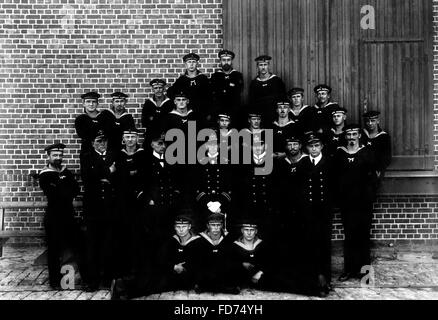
top-left (39, 117), bottom-right (390, 297)
top-left (75, 88), bottom-right (391, 173)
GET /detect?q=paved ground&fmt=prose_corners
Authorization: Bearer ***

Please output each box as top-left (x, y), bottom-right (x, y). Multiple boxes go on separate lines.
top-left (1, 241), bottom-right (438, 300)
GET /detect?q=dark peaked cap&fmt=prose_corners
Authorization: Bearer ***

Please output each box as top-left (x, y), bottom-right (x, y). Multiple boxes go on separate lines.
top-left (218, 49), bottom-right (235, 59)
top-left (255, 55), bottom-right (272, 62)
top-left (183, 52), bottom-right (200, 62)
top-left (111, 92), bottom-right (128, 99)
top-left (44, 143), bottom-right (66, 153)
top-left (81, 91), bottom-right (100, 100)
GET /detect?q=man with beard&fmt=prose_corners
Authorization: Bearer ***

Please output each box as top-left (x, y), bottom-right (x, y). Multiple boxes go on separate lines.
top-left (167, 53), bottom-right (211, 127)
top-left (273, 135), bottom-right (308, 241)
top-left (287, 87), bottom-right (314, 135)
top-left (80, 130), bottom-right (117, 291)
top-left (39, 143), bottom-right (82, 289)
top-left (270, 100), bottom-right (299, 160)
top-left (324, 105), bottom-right (347, 158)
top-left (312, 85), bottom-right (339, 134)
top-left (100, 92), bottom-right (135, 154)
top-left (248, 55), bottom-right (286, 124)
top-left (141, 79), bottom-right (174, 147)
top-left (210, 50), bottom-right (244, 128)
top-left (334, 124), bottom-right (377, 282)
top-left (361, 110), bottom-right (392, 182)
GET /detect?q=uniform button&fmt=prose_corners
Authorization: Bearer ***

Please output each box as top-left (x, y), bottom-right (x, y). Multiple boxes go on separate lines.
top-left (309, 198), bottom-right (313, 201)
top-left (309, 179), bottom-right (312, 182)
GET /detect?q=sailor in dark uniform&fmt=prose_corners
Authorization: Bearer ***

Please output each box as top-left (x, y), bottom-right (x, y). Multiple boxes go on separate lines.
top-left (163, 90), bottom-right (199, 208)
top-left (195, 213), bottom-right (239, 294)
top-left (361, 110), bottom-right (392, 181)
top-left (38, 143), bottom-right (81, 289)
top-left (113, 127), bottom-right (146, 277)
top-left (210, 49), bottom-right (244, 128)
top-left (167, 53), bottom-right (211, 127)
top-left (110, 211), bottom-right (201, 300)
top-left (141, 79), bottom-right (174, 146)
top-left (80, 130), bottom-right (117, 291)
top-left (273, 135), bottom-right (308, 238)
top-left (100, 92), bottom-right (135, 154)
top-left (295, 132), bottom-right (335, 297)
top-left (248, 55), bottom-right (286, 124)
top-left (74, 91), bottom-right (109, 157)
top-left (140, 131), bottom-right (181, 253)
top-left (334, 124), bottom-right (377, 282)
top-left (194, 132), bottom-right (234, 232)
top-left (324, 105), bottom-right (347, 157)
top-left (237, 134), bottom-right (275, 240)
top-left (287, 87), bottom-right (314, 135)
top-left (230, 218), bottom-right (269, 289)
top-left (155, 212), bottom-right (202, 292)
top-left (163, 90), bottom-right (198, 132)
top-left (312, 84), bottom-right (339, 134)
top-left (270, 100), bottom-right (299, 159)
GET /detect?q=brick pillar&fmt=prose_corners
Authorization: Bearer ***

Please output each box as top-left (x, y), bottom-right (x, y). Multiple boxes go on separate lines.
top-left (434, 0), bottom-right (438, 170)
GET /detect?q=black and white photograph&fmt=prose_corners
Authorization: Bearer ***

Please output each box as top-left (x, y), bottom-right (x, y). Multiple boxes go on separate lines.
top-left (0, 0), bottom-right (437, 310)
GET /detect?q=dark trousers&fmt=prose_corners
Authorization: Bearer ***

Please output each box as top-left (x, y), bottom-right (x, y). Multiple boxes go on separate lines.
top-left (44, 215), bottom-right (80, 287)
top-left (84, 219), bottom-right (114, 288)
top-left (341, 203), bottom-right (373, 274)
top-left (299, 203), bottom-right (333, 284)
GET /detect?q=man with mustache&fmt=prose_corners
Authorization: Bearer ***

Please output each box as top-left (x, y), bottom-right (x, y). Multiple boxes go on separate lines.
top-left (270, 100), bottom-right (299, 159)
top-left (39, 143), bottom-right (82, 289)
top-left (210, 50), bottom-right (244, 128)
top-left (333, 124), bottom-right (377, 282)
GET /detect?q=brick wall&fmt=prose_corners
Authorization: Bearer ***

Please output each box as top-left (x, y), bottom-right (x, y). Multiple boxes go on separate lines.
top-left (0, 0), bottom-right (223, 203)
top-left (1, 0), bottom-right (437, 243)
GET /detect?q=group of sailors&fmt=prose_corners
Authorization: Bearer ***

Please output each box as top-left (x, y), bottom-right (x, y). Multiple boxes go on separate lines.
top-left (37, 50), bottom-right (391, 298)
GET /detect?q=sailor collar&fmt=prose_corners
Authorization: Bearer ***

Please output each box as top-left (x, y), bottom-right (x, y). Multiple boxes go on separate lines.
top-left (234, 238), bottom-right (263, 251)
top-left (173, 234), bottom-right (201, 246)
top-left (121, 147), bottom-right (144, 155)
top-left (148, 97), bottom-right (170, 107)
top-left (169, 109), bottom-right (193, 117)
top-left (314, 101), bottom-right (338, 110)
top-left (216, 69), bottom-right (237, 74)
top-left (290, 104), bottom-right (309, 116)
top-left (273, 119), bottom-right (295, 127)
top-left (337, 145), bottom-right (366, 155)
top-left (94, 149), bottom-right (107, 156)
top-left (108, 108), bottom-right (129, 119)
top-left (363, 128), bottom-right (387, 139)
top-left (256, 74), bottom-right (277, 82)
top-left (39, 165), bottom-right (67, 175)
top-left (199, 231), bottom-right (227, 246)
top-left (184, 70), bottom-right (202, 78)
top-left (284, 153), bottom-right (307, 165)
top-left (253, 152), bottom-right (267, 164)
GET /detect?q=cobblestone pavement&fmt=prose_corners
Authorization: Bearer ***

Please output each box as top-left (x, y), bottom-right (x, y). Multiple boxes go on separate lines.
top-left (1, 244), bottom-right (438, 300)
